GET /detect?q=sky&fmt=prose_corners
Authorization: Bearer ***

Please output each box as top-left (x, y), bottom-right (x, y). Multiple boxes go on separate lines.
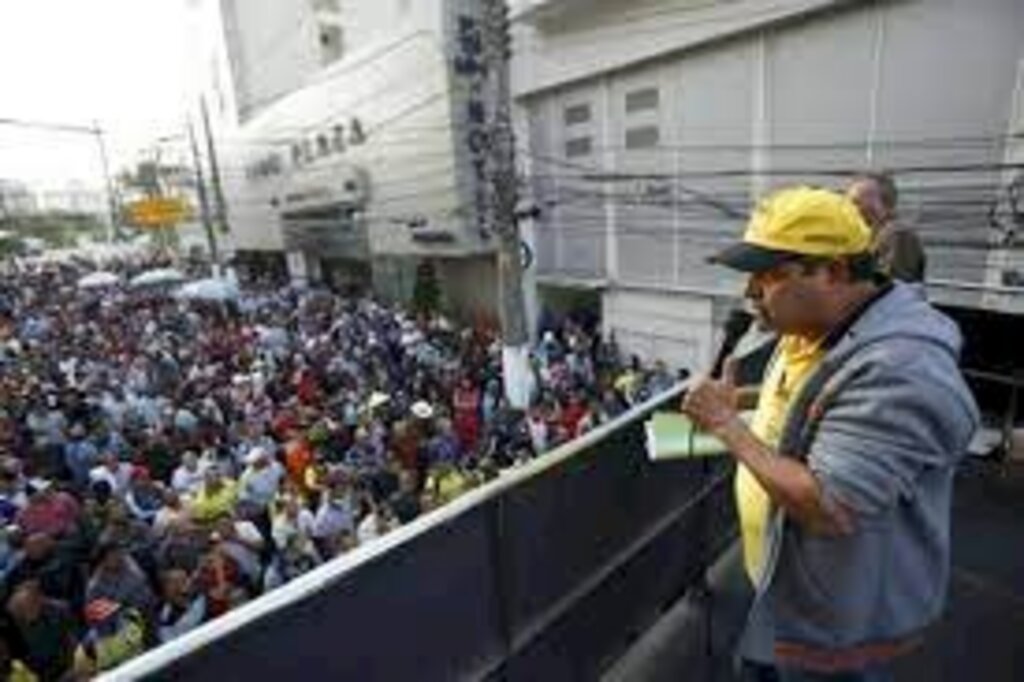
top-left (0, 0), bottom-right (200, 191)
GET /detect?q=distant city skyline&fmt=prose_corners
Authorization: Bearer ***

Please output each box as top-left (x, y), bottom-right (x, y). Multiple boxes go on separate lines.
top-left (0, 0), bottom-right (200, 188)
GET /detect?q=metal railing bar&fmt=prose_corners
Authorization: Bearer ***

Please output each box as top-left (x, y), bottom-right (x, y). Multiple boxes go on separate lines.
top-left (105, 382), bottom-right (692, 680)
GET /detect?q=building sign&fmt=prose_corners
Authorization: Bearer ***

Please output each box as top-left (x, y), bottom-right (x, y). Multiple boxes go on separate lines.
top-left (274, 164), bottom-right (371, 215)
top-left (245, 117), bottom-right (369, 181)
top-left (125, 196), bottom-right (192, 228)
top-left (453, 12), bottom-right (490, 237)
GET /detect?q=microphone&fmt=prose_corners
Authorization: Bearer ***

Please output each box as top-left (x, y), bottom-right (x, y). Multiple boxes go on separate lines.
top-left (710, 309), bottom-right (753, 379)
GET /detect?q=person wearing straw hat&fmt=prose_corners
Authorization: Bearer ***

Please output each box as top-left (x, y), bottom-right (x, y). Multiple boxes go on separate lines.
top-left (682, 187), bottom-right (978, 681)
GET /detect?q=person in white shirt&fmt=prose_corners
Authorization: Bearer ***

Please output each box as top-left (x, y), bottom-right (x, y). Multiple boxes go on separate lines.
top-left (271, 496), bottom-right (317, 555)
top-left (356, 499), bottom-right (397, 546)
top-left (171, 452), bottom-right (206, 497)
top-left (266, 495), bottom-right (320, 590)
top-left (212, 513), bottom-right (266, 589)
top-left (157, 567), bottom-right (207, 644)
top-left (312, 478), bottom-right (357, 558)
top-left (527, 408), bottom-right (548, 455)
top-left (152, 490), bottom-right (187, 539)
top-left (88, 452), bottom-right (133, 499)
top-left (237, 448), bottom-right (284, 514)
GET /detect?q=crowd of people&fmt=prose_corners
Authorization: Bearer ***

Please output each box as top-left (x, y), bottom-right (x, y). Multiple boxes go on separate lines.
top-left (0, 261), bottom-right (682, 679)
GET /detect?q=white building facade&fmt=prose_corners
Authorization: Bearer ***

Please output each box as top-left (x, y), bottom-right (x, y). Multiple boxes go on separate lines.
top-left (201, 0), bottom-right (510, 321)
top-left (512, 0), bottom-right (1024, 373)
top-left (0, 179), bottom-right (38, 217)
top-left (35, 182), bottom-right (107, 217)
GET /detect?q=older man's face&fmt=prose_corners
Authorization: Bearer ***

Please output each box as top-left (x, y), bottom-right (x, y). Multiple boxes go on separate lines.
top-left (847, 180), bottom-right (888, 229)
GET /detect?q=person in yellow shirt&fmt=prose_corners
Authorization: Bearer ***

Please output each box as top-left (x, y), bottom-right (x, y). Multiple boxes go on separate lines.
top-left (423, 463), bottom-right (474, 510)
top-left (736, 335), bottom-right (824, 583)
top-left (685, 187), bottom-right (980, 679)
top-left (188, 467), bottom-right (239, 524)
top-left (72, 600), bottom-right (146, 678)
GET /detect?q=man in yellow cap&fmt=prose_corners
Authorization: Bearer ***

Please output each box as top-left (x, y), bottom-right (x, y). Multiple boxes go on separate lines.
top-left (683, 187), bottom-right (979, 681)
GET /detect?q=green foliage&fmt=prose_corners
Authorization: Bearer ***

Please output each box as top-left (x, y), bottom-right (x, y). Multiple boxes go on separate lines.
top-left (413, 260), bottom-right (441, 314)
top-left (0, 211), bottom-right (106, 249)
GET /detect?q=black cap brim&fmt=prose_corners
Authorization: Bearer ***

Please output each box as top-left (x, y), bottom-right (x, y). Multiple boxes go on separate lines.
top-left (708, 243), bottom-right (800, 273)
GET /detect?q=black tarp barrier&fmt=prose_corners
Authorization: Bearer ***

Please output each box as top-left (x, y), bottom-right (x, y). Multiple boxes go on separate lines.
top-left (112, 384), bottom-right (737, 682)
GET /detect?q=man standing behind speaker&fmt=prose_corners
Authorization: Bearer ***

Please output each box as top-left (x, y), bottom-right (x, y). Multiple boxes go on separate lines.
top-left (847, 172), bottom-right (927, 283)
top-left (683, 187), bottom-right (978, 681)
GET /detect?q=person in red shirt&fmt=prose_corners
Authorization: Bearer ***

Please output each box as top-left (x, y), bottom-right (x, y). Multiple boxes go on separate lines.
top-left (195, 536), bottom-right (247, 618)
top-left (391, 420), bottom-right (421, 474)
top-left (293, 363), bottom-right (320, 406)
top-left (271, 409), bottom-right (298, 442)
top-left (283, 429), bottom-right (314, 495)
top-left (560, 393), bottom-right (588, 441)
top-left (15, 481), bottom-right (81, 540)
top-left (452, 377), bottom-right (481, 456)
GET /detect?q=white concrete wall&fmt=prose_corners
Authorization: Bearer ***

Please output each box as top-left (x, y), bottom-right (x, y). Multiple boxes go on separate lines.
top-left (602, 287), bottom-right (718, 374)
top-left (219, 0), bottom-right (321, 122)
top-left (219, 0), bottom-right (507, 260)
top-left (189, 0), bottom-right (241, 127)
top-left (511, 0), bottom-right (852, 97)
top-left (519, 0), bottom-right (1024, 315)
top-left (338, 0), bottom-right (440, 55)
top-left (220, 30), bottom-right (467, 255)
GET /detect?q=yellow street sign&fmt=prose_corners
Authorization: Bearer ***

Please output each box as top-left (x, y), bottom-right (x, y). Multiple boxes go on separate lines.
top-left (126, 197), bottom-right (192, 228)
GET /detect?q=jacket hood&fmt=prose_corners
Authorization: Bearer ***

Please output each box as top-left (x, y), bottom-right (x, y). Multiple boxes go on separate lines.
top-left (832, 283), bottom-right (962, 361)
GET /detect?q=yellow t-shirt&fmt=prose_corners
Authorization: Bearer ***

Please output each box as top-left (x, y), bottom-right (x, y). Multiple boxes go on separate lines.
top-left (735, 335), bottom-right (825, 584)
top-left (9, 661), bottom-right (38, 682)
top-left (188, 480), bottom-right (240, 523)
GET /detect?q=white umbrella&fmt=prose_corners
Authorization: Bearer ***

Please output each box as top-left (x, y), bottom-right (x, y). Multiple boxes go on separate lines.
top-left (77, 271), bottom-right (120, 290)
top-left (256, 325), bottom-right (289, 347)
top-left (175, 277), bottom-right (240, 302)
top-left (130, 268), bottom-right (187, 288)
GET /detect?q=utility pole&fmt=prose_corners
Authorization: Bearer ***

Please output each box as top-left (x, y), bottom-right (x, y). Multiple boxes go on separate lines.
top-left (92, 124), bottom-right (119, 243)
top-left (482, 0), bottom-right (533, 409)
top-left (200, 96), bottom-right (230, 237)
top-left (0, 118), bottom-right (120, 243)
top-left (187, 120), bottom-right (219, 269)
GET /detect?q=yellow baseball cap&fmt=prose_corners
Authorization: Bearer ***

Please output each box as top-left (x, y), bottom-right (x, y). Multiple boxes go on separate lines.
top-left (711, 186), bottom-right (873, 272)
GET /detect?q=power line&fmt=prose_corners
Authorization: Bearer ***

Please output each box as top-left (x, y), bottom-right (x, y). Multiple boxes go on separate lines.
top-left (510, 0), bottom-right (806, 47)
top-left (533, 133), bottom-right (1023, 155)
top-left (0, 117), bottom-right (101, 135)
top-left (524, 153), bottom-right (1024, 180)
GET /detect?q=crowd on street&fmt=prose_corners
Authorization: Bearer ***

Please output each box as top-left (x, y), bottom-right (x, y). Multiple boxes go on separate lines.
top-left (0, 260), bottom-right (683, 679)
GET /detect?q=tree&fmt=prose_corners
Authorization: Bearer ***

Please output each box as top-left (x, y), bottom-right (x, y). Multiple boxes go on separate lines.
top-left (413, 260), bottom-right (441, 314)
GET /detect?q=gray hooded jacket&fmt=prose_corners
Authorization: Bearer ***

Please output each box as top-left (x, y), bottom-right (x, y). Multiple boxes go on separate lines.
top-left (739, 283), bottom-right (980, 666)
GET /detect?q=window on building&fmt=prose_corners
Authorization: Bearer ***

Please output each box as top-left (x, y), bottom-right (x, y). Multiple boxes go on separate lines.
top-left (319, 24), bottom-right (344, 65)
top-left (349, 118), bottom-right (367, 145)
top-left (624, 126), bottom-right (660, 150)
top-left (625, 87), bottom-right (660, 114)
top-left (316, 134), bottom-right (331, 157)
top-left (332, 124), bottom-right (347, 152)
top-left (312, 0), bottom-right (340, 12)
top-left (565, 136), bottom-right (593, 158)
top-left (563, 103), bottom-right (592, 126)
top-left (268, 153), bottom-right (284, 175)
